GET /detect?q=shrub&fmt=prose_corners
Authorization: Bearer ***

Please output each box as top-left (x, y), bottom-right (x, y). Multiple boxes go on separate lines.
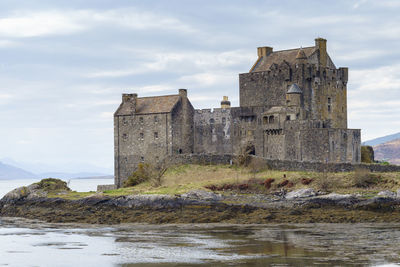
top-left (361, 146), bottom-right (375, 163)
top-left (352, 168), bottom-right (379, 188)
top-left (124, 162), bottom-right (169, 187)
top-left (234, 145), bottom-right (253, 167)
top-left (124, 163), bottom-right (152, 187)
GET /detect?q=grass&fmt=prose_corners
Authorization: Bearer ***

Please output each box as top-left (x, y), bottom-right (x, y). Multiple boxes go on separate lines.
top-left (47, 164), bottom-right (400, 199)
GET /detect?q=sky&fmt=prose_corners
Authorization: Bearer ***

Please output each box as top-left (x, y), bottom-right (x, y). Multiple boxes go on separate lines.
top-left (0, 0), bottom-right (400, 174)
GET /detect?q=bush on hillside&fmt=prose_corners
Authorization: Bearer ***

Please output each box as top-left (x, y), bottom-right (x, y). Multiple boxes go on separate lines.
top-left (123, 162), bottom-right (169, 187)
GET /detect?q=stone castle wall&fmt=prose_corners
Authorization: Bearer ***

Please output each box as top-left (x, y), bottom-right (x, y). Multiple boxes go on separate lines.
top-left (168, 154), bottom-right (400, 173)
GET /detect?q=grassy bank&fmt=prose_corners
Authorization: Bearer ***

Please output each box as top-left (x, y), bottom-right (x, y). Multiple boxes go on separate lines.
top-left (48, 164), bottom-right (400, 200)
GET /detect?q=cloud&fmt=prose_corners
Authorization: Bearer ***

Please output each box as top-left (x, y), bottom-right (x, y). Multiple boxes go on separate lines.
top-left (0, 8), bottom-right (194, 39)
top-left (0, 11), bottom-right (86, 38)
top-left (85, 49), bottom-right (253, 78)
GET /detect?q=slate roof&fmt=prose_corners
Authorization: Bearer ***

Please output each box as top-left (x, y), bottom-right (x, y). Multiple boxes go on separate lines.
top-left (287, 84), bottom-right (303, 94)
top-left (251, 46), bottom-right (316, 72)
top-left (115, 95), bottom-right (181, 115)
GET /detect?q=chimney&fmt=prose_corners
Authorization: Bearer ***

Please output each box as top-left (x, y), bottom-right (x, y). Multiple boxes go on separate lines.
top-left (257, 46), bottom-right (273, 57)
top-left (122, 93), bottom-right (137, 113)
top-left (179, 88), bottom-right (187, 98)
top-left (221, 96), bottom-right (231, 109)
top-left (315, 38), bottom-right (327, 67)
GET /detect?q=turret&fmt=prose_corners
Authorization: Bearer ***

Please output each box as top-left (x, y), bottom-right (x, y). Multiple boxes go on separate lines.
top-left (286, 84), bottom-right (302, 107)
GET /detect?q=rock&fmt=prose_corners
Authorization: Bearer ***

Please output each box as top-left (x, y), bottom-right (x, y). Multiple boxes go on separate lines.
top-left (318, 193), bottom-right (355, 200)
top-left (397, 189), bottom-right (400, 198)
top-left (1, 178), bottom-right (70, 203)
top-left (285, 188), bottom-right (316, 199)
top-left (377, 190), bottom-right (397, 198)
top-left (2, 186), bottom-right (30, 201)
top-left (181, 190), bottom-right (222, 201)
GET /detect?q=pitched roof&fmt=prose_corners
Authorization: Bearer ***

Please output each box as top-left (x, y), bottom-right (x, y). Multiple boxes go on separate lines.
top-left (287, 84), bottom-right (303, 94)
top-left (115, 95), bottom-right (181, 115)
top-left (251, 46), bottom-right (316, 72)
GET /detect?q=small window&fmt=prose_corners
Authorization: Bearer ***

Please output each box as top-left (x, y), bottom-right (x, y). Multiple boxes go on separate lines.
top-left (154, 132), bottom-right (158, 139)
top-left (328, 97), bottom-right (331, 104)
top-left (328, 105), bottom-right (331, 112)
top-left (122, 117), bottom-right (128, 126)
top-left (122, 133), bottom-right (128, 141)
top-left (209, 118), bottom-right (215, 124)
top-left (154, 116), bottom-right (158, 123)
top-left (222, 117), bottom-right (226, 125)
top-left (139, 132), bottom-right (144, 140)
top-left (139, 117), bottom-right (144, 124)
top-left (140, 156), bottom-right (144, 162)
top-left (269, 116), bottom-right (274, 124)
top-left (286, 115), bottom-right (291, 121)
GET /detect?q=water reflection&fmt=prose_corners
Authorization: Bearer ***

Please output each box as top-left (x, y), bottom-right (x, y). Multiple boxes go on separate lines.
top-left (0, 218), bottom-right (399, 266)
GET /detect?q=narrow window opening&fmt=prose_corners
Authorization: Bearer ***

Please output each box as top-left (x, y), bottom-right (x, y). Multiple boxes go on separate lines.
top-left (154, 132), bottom-right (158, 139)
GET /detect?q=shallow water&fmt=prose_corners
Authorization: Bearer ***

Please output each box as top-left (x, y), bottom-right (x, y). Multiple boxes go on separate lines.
top-left (0, 218), bottom-right (400, 266)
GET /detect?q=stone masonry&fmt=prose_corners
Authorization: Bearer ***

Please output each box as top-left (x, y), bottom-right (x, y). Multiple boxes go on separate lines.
top-left (114, 38), bottom-right (361, 187)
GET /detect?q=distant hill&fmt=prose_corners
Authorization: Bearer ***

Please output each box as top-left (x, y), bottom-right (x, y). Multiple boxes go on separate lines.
top-left (38, 172), bottom-right (111, 179)
top-left (0, 162), bottom-right (38, 180)
top-left (363, 132), bottom-right (400, 146)
top-left (374, 138), bottom-right (400, 165)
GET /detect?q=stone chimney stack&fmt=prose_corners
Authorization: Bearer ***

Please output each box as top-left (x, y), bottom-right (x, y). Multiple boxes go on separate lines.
top-left (221, 96), bottom-right (231, 109)
top-left (179, 88), bottom-right (187, 98)
top-left (315, 38), bottom-right (327, 67)
top-left (122, 93), bottom-right (137, 113)
top-left (257, 46), bottom-right (273, 57)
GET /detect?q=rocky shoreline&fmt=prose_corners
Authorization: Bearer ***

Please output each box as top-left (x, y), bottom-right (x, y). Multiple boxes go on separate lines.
top-left (1, 182), bottom-right (400, 224)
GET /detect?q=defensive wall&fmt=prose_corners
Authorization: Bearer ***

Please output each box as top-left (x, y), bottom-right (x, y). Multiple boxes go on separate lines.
top-left (167, 154), bottom-right (400, 173)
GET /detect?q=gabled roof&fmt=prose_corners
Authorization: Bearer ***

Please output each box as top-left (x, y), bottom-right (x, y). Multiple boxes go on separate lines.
top-left (287, 84), bottom-right (303, 94)
top-left (251, 46), bottom-right (316, 72)
top-left (115, 95), bottom-right (181, 116)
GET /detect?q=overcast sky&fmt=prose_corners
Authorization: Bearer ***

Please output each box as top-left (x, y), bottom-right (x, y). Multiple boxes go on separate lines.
top-left (0, 0), bottom-right (399, 173)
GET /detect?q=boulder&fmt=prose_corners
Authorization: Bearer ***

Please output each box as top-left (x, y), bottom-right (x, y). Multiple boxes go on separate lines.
top-left (285, 188), bottom-right (316, 200)
top-left (377, 190), bottom-right (397, 198)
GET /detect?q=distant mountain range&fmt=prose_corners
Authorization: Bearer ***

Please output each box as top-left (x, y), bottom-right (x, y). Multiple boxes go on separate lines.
top-left (374, 138), bottom-right (400, 165)
top-left (363, 132), bottom-right (400, 146)
top-left (0, 160), bottom-right (111, 180)
top-left (0, 162), bottom-right (38, 180)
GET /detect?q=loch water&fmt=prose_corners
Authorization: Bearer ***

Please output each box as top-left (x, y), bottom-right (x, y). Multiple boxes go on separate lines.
top-left (1, 179), bottom-right (400, 266)
top-left (1, 219), bottom-right (400, 266)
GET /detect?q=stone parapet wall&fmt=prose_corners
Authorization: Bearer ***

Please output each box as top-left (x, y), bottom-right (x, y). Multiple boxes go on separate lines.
top-left (168, 154), bottom-right (400, 173)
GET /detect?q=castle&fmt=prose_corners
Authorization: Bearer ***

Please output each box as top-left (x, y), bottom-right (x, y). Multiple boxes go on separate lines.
top-left (114, 38), bottom-right (361, 187)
